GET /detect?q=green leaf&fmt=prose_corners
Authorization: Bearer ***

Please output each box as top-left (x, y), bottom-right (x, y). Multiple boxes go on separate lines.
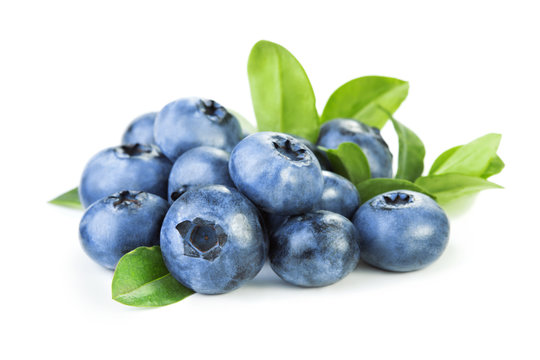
top-left (321, 76), bottom-right (409, 129)
top-left (112, 246), bottom-right (194, 307)
top-left (48, 187), bottom-right (82, 209)
top-left (382, 109), bottom-right (425, 181)
top-left (356, 178), bottom-right (434, 204)
top-left (227, 108), bottom-right (257, 134)
top-left (429, 145), bottom-right (461, 175)
top-left (247, 40), bottom-right (320, 142)
top-left (481, 155), bottom-right (505, 179)
top-left (326, 142), bottom-right (371, 184)
top-left (415, 174), bottom-right (503, 204)
top-left (431, 144), bottom-right (504, 179)
top-left (430, 133), bottom-right (502, 177)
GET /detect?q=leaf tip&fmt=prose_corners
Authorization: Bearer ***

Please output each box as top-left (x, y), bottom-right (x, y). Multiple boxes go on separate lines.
top-left (250, 39), bottom-right (280, 54)
top-left (492, 182), bottom-right (504, 189)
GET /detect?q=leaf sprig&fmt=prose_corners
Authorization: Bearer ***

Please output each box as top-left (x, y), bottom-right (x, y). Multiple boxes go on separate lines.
top-left (246, 40), bottom-right (503, 205)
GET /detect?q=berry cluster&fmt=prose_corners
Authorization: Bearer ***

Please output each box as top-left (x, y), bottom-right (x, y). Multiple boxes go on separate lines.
top-left (78, 97), bottom-right (449, 295)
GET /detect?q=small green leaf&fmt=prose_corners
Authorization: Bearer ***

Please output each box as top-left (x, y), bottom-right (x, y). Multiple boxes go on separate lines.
top-left (49, 187), bottom-right (82, 209)
top-left (326, 142), bottom-right (371, 184)
top-left (429, 145), bottom-right (461, 175)
top-left (430, 133), bottom-right (502, 177)
top-left (112, 246), bottom-right (194, 307)
top-left (431, 144), bottom-right (504, 179)
top-left (381, 109), bottom-right (425, 181)
top-left (415, 174), bottom-right (503, 204)
top-left (356, 178), bottom-right (434, 204)
top-left (481, 155), bottom-right (505, 179)
top-left (227, 108), bottom-right (257, 134)
top-left (321, 76), bottom-right (409, 129)
top-left (247, 40), bottom-right (319, 142)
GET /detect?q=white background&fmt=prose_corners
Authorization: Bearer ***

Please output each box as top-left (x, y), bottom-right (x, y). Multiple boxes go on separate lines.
top-left (1, 1), bottom-right (539, 359)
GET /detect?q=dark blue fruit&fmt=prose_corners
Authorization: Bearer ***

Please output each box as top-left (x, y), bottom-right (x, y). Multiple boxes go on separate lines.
top-left (168, 146), bottom-right (234, 204)
top-left (79, 144), bottom-right (172, 208)
top-left (353, 190), bottom-right (450, 272)
top-left (154, 97), bottom-right (242, 161)
top-left (269, 210), bottom-right (360, 287)
top-left (160, 185), bottom-right (267, 294)
top-left (79, 191), bottom-right (169, 269)
top-left (313, 170), bottom-right (360, 218)
top-left (229, 132), bottom-right (324, 215)
top-left (121, 112), bottom-right (157, 145)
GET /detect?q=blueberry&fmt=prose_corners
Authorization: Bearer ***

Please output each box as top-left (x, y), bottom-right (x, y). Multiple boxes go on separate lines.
top-left (229, 132), bottom-right (324, 215)
top-left (269, 210), bottom-right (360, 287)
top-left (154, 97), bottom-right (242, 161)
top-left (79, 144), bottom-right (172, 208)
top-left (160, 185), bottom-right (267, 294)
top-left (121, 112), bottom-right (157, 145)
top-left (313, 170), bottom-right (360, 219)
top-left (289, 134), bottom-right (332, 171)
top-left (167, 146), bottom-right (235, 204)
top-left (317, 118), bottom-right (393, 178)
top-left (352, 190), bottom-right (450, 272)
top-left (79, 191), bottom-right (169, 269)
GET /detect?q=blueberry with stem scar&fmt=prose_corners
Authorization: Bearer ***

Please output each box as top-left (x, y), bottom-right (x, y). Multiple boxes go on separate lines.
top-left (160, 185), bottom-right (267, 294)
top-left (352, 190), bottom-right (450, 272)
top-left (229, 132), bottom-right (324, 215)
top-left (79, 144), bottom-right (172, 208)
top-left (79, 191), bottom-right (169, 269)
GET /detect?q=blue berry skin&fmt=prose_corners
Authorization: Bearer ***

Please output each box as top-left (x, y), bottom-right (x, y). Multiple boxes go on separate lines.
top-left (79, 144), bottom-right (172, 208)
top-left (154, 97), bottom-right (242, 162)
top-left (317, 118), bottom-right (393, 178)
top-left (121, 112), bottom-right (157, 145)
top-left (79, 191), bottom-right (169, 270)
top-left (313, 170), bottom-right (360, 219)
top-left (229, 132), bottom-right (324, 215)
top-left (352, 190), bottom-right (450, 272)
top-left (167, 146), bottom-right (235, 204)
top-left (160, 185), bottom-right (267, 294)
top-left (269, 210), bottom-right (360, 287)
top-left (289, 134), bottom-right (332, 171)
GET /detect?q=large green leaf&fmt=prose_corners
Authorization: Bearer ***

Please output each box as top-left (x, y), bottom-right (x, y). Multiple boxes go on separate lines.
top-left (247, 40), bottom-right (319, 142)
top-left (356, 178), bottom-right (434, 204)
top-left (415, 174), bottom-right (503, 204)
top-left (384, 110), bottom-right (425, 181)
top-left (430, 133), bottom-right (501, 177)
top-left (49, 187), bottom-right (82, 209)
top-left (112, 246), bottom-right (194, 307)
top-left (321, 76), bottom-right (409, 128)
top-left (325, 142), bottom-right (371, 184)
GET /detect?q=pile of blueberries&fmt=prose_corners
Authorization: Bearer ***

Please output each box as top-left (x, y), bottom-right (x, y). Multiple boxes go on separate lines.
top-left (79, 97), bottom-right (449, 294)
